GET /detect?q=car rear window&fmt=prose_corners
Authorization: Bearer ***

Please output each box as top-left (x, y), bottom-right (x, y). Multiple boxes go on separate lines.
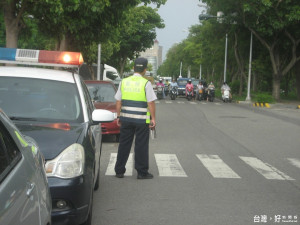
top-left (0, 77), bottom-right (83, 123)
top-left (87, 83), bottom-right (116, 103)
top-left (178, 80), bottom-right (188, 85)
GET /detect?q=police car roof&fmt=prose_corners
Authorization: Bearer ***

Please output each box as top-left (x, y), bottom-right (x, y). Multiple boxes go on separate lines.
top-left (0, 66), bottom-right (76, 83)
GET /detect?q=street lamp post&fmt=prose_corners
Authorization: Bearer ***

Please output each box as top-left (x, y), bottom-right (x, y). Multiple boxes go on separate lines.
top-left (179, 61), bottom-right (182, 78)
top-left (224, 33), bottom-right (228, 83)
top-left (245, 32), bottom-right (253, 102)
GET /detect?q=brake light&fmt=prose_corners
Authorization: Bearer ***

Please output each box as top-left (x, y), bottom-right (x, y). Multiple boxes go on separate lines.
top-left (0, 47), bottom-right (84, 66)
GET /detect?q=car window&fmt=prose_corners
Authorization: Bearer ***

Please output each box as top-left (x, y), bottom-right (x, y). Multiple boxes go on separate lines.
top-left (0, 122), bottom-right (22, 183)
top-left (178, 80), bottom-right (188, 85)
top-left (106, 71), bottom-right (119, 81)
top-left (87, 83), bottom-right (116, 103)
top-left (80, 79), bottom-right (94, 119)
top-left (0, 77), bottom-right (83, 123)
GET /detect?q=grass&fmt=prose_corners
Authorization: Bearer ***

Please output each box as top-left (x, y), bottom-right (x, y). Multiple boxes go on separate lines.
top-left (231, 92), bottom-right (298, 103)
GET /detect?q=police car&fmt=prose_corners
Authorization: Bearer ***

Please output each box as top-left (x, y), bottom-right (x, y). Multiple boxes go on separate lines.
top-left (0, 47), bottom-right (114, 225)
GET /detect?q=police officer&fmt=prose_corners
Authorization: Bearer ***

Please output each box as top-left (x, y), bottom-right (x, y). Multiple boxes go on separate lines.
top-left (114, 57), bottom-right (157, 179)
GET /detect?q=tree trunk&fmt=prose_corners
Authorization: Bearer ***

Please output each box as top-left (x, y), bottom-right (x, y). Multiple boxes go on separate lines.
top-left (3, 0), bottom-right (22, 48)
top-left (119, 57), bottom-right (126, 78)
top-left (272, 75), bottom-right (281, 100)
top-left (252, 72), bottom-right (257, 92)
top-left (296, 61), bottom-right (300, 100)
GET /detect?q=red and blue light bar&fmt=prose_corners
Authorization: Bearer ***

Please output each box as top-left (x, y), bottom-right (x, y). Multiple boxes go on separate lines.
top-left (0, 47), bottom-right (84, 68)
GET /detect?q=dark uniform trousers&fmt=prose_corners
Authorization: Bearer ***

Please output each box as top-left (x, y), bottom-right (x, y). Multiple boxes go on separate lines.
top-left (115, 121), bottom-right (150, 175)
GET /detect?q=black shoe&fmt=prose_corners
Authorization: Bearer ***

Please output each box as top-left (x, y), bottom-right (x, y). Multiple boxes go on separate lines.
top-left (115, 173), bottom-right (124, 178)
top-left (137, 173), bottom-right (153, 179)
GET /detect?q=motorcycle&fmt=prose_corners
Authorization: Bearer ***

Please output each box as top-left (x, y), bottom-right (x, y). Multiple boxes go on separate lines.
top-left (197, 88), bottom-right (203, 101)
top-left (157, 86), bottom-right (164, 100)
top-left (170, 86), bottom-right (178, 100)
top-left (222, 89), bottom-right (231, 103)
top-left (186, 86), bottom-right (193, 101)
top-left (207, 87), bottom-right (215, 102)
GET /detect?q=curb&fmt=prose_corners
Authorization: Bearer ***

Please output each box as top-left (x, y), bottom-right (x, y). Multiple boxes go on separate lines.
top-left (253, 102), bottom-right (270, 108)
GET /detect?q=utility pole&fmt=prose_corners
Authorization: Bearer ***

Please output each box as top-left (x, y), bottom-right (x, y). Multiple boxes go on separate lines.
top-left (97, 44), bottom-right (101, 80)
top-left (246, 32), bottom-right (253, 102)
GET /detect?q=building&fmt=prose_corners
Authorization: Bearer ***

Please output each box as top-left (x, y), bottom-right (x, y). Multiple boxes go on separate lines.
top-left (139, 40), bottom-right (163, 77)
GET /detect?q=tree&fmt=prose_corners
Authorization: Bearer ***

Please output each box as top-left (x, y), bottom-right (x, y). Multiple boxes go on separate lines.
top-left (107, 5), bottom-right (165, 77)
top-left (202, 0), bottom-right (300, 100)
top-left (0, 0), bottom-right (166, 50)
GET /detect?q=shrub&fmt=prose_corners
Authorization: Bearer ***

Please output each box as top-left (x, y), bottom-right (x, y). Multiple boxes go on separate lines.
top-left (255, 92), bottom-right (275, 103)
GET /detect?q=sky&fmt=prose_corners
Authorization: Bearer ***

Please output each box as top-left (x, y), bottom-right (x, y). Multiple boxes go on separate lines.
top-left (151, 0), bottom-right (206, 61)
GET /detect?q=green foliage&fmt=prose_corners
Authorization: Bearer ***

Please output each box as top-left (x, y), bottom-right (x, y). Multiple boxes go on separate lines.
top-left (0, 11), bottom-right (5, 47)
top-left (254, 92), bottom-right (275, 103)
top-left (230, 80), bottom-right (240, 94)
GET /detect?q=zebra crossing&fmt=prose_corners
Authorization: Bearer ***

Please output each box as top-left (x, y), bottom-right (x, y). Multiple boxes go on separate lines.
top-left (105, 153), bottom-right (300, 181)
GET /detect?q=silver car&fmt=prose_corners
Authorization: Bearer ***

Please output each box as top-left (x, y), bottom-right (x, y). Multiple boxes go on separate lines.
top-left (0, 109), bottom-right (52, 225)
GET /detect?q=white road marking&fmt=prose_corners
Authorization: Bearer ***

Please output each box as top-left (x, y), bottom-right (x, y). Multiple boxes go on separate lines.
top-left (287, 158), bottom-right (300, 169)
top-left (155, 154), bottom-right (187, 177)
top-left (165, 101), bottom-right (173, 104)
top-left (239, 156), bottom-right (294, 180)
top-left (197, 154), bottom-right (241, 178)
top-left (177, 101), bottom-right (185, 104)
top-left (190, 102), bottom-right (197, 104)
top-left (105, 153), bottom-right (133, 176)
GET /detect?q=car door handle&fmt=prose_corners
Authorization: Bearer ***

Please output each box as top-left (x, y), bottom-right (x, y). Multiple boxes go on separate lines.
top-left (26, 182), bottom-right (36, 197)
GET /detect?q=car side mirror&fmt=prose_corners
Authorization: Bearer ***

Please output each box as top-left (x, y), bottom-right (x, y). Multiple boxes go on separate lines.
top-left (92, 109), bottom-right (114, 124)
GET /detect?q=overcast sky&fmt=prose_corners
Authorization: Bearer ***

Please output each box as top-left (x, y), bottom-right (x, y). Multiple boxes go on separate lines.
top-left (151, 0), bottom-right (206, 61)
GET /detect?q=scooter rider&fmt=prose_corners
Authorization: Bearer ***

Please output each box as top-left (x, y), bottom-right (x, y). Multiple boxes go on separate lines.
top-left (207, 82), bottom-right (215, 101)
top-left (170, 79), bottom-right (178, 95)
top-left (185, 79), bottom-right (194, 97)
top-left (221, 82), bottom-right (232, 100)
top-left (196, 81), bottom-right (204, 100)
top-left (156, 78), bottom-right (165, 98)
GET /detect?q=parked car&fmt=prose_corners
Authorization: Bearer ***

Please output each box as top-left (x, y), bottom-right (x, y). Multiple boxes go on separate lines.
top-left (0, 47), bottom-right (114, 225)
top-left (0, 109), bottom-right (52, 225)
top-left (85, 80), bottom-right (120, 141)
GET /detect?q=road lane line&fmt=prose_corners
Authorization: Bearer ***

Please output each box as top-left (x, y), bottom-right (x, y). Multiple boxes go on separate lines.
top-left (155, 154), bottom-right (187, 177)
top-left (105, 153), bottom-right (133, 176)
top-left (196, 154), bottom-right (241, 178)
top-left (165, 101), bottom-right (172, 103)
top-left (287, 158), bottom-right (300, 169)
top-left (239, 156), bottom-right (294, 180)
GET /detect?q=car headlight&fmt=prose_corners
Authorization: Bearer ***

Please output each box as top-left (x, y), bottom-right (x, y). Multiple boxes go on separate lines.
top-left (45, 143), bottom-right (84, 178)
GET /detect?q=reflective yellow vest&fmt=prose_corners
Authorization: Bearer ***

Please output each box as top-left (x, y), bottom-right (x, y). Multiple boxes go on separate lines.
top-left (120, 76), bottom-right (150, 124)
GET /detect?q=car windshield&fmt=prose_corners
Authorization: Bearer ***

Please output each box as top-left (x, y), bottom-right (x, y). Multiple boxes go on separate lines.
top-left (178, 80), bottom-right (188, 85)
top-left (87, 83), bottom-right (116, 102)
top-left (192, 80), bottom-right (199, 85)
top-left (0, 77), bottom-right (83, 123)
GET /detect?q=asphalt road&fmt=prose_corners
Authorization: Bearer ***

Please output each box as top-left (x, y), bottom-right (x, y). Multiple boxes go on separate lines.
top-left (92, 97), bottom-right (300, 225)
